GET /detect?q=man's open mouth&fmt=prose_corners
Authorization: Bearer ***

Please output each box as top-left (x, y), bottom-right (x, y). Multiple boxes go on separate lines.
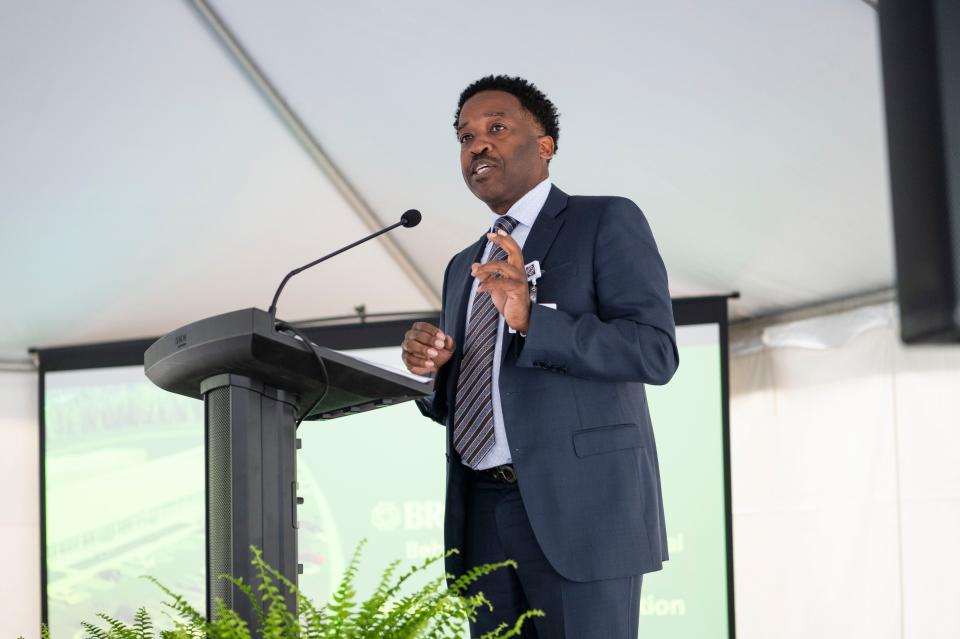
top-left (471, 161), bottom-right (497, 176)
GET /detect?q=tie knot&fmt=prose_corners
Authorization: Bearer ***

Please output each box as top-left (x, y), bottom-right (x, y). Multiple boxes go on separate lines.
top-left (493, 215), bottom-right (518, 235)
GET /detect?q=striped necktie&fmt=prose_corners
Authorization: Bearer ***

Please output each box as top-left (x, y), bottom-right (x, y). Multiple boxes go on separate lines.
top-left (453, 215), bottom-right (519, 468)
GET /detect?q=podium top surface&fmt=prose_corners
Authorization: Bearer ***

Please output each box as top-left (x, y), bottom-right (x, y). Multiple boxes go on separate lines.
top-left (144, 308), bottom-right (433, 420)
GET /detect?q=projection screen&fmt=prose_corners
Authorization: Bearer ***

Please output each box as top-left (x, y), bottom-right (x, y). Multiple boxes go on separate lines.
top-left (39, 297), bottom-right (733, 638)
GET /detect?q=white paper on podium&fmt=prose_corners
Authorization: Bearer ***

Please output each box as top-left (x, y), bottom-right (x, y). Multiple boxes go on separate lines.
top-left (334, 349), bottom-right (434, 385)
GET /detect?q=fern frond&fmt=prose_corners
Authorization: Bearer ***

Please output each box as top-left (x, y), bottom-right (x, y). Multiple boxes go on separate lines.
top-left (154, 610), bottom-right (199, 639)
top-left (297, 595), bottom-right (326, 639)
top-left (460, 591), bottom-right (494, 623)
top-left (94, 612), bottom-right (136, 639)
top-left (447, 559), bottom-right (517, 596)
top-left (240, 546), bottom-right (299, 639)
top-left (420, 597), bottom-right (467, 639)
top-left (80, 621), bottom-right (111, 639)
top-left (219, 575), bottom-right (267, 629)
top-left (322, 539), bottom-right (366, 638)
top-left (378, 547), bottom-right (452, 604)
top-left (207, 599), bottom-right (252, 639)
top-left (143, 576), bottom-right (206, 628)
top-left (132, 607), bottom-right (154, 639)
top-left (479, 621), bottom-right (509, 639)
top-left (481, 609), bottom-right (545, 639)
top-left (390, 578), bottom-right (468, 637)
top-left (352, 557), bottom-right (401, 629)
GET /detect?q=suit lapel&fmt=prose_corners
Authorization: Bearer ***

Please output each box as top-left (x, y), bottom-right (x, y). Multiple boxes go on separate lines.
top-left (447, 186), bottom-right (570, 370)
top-left (500, 185), bottom-right (569, 363)
top-left (518, 185), bottom-right (568, 270)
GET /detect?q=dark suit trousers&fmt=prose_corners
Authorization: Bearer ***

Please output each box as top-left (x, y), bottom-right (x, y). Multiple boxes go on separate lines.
top-left (463, 469), bottom-right (643, 639)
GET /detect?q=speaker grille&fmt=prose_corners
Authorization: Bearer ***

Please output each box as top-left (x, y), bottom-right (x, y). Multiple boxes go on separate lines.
top-left (207, 387), bottom-right (233, 614)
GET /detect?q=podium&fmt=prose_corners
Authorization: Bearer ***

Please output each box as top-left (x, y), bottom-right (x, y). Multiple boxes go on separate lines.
top-left (144, 307), bottom-right (432, 622)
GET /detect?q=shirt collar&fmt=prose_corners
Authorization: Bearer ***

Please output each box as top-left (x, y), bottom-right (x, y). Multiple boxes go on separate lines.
top-left (488, 178), bottom-right (552, 230)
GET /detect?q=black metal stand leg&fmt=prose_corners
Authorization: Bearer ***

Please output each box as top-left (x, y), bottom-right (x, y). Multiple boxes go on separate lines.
top-left (202, 374), bottom-right (299, 625)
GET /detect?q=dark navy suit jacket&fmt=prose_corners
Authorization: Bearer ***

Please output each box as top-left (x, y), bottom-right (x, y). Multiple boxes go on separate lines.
top-left (417, 185), bottom-right (678, 583)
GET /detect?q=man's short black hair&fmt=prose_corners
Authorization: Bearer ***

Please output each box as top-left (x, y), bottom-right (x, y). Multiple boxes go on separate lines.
top-left (454, 75), bottom-right (560, 155)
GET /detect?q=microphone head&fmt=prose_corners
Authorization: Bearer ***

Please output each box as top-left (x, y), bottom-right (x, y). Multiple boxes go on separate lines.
top-left (400, 209), bottom-right (422, 228)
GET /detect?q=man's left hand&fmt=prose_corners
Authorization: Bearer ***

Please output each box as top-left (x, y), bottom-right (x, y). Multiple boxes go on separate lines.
top-left (472, 230), bottom-right (531, 334)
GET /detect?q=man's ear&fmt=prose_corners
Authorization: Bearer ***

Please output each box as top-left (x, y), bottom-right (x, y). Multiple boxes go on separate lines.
top-left (538, 135), bottom-right (556, 161)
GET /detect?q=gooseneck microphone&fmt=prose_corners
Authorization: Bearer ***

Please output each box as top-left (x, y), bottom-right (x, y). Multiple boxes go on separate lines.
top-left (267, 209), bottom-right (422, 317)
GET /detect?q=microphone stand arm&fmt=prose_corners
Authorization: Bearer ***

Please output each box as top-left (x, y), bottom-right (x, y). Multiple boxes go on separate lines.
top-left (268, 220), bottom-right (404, 318)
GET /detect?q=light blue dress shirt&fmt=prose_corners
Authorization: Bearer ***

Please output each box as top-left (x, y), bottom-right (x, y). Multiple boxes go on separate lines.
top-left (463, 178), bottom-right (552, 470)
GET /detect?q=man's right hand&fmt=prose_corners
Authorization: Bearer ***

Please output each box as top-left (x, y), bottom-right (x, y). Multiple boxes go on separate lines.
top-left (402, 321), bottom-right (456, 375)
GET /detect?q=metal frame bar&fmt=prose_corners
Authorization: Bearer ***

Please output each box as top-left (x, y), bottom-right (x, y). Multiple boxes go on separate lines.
top-left (731, 286), bottom-right (895, 331)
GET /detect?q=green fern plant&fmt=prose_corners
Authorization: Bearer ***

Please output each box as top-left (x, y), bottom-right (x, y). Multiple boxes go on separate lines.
top-left (70, 541), bottom-right (543, 639)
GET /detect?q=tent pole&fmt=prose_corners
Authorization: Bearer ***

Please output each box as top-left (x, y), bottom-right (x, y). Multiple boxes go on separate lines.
top-left (731, 286), bottom-right (896, 331)
top-left (186, 0), bottom-right (442, 309)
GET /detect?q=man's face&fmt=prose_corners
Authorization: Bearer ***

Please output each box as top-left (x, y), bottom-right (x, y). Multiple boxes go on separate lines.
top-left (457, 90), bottom-right (554, 214)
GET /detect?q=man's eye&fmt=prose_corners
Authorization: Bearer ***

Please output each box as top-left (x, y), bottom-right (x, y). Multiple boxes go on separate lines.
top-left (459, 134), bottom-right (472, 144)
top-left (490, 124), bottom-right (505, 133)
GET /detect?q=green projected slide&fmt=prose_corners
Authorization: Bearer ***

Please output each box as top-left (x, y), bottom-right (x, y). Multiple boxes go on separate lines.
top-left (44, 324), bottom-right (728, 638)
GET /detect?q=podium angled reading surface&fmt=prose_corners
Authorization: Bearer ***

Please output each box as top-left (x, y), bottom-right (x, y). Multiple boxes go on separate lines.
top-left (144, 307), bottom-right (432, 622)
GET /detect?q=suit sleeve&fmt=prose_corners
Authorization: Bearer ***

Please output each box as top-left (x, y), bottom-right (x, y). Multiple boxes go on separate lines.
top-left (415, 256), bottom-right (455, 425)
top-left (516, 198), bottom-right (678, 385)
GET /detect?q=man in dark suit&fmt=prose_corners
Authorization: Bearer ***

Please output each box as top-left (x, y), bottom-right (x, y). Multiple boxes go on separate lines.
top-left (402, 75), bottom-right (678, 638)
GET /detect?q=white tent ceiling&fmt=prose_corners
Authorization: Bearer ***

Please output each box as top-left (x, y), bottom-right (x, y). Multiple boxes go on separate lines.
top-left (0, 0), bottom-right (891, 361)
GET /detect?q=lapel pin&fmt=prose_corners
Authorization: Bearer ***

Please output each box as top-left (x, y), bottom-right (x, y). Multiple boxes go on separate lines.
top-left (524, 260), bottom-right (542, 284)
top-left (525, 260), bottom-right (542, 304)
